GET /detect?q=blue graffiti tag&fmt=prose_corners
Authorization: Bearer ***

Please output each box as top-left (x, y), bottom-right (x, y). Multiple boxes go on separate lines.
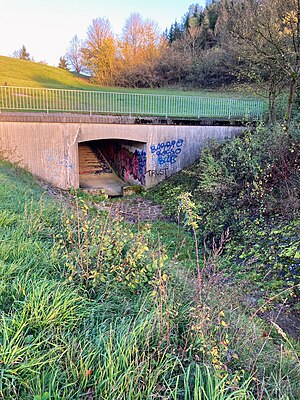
top-left (150, 139), bottom-right (184, 165)
top-left (135, 149), bottom-right (147, 177)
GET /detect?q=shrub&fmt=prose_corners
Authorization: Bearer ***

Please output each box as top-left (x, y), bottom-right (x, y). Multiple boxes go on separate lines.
top-left (57, 198), bottom-right (162, 294)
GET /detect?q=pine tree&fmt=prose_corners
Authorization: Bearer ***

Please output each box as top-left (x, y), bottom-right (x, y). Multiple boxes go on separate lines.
top-left (13, 45), bottom-right (31, 60)
top-left (58, 56), bottom-right (68, 70)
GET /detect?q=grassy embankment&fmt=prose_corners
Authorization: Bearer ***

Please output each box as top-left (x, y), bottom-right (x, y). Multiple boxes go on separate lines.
top-left (0, 56), bottom-right (267, 119)
top-left (0, 158), bottom-right (299, 399)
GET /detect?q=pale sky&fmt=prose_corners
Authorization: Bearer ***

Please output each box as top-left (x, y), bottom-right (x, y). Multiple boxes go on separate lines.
top-left (0, 0), bottom-right (205, 66)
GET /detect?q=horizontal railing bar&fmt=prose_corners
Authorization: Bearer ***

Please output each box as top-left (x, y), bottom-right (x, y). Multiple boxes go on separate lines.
top-left (0, 85), bottom-right (265, 103)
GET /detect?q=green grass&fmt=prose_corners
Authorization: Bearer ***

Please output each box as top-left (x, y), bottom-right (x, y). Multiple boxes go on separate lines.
top-left (0, 160), bottom-right (299, 399)
top-left (0, 56), bottom-right (99, 90)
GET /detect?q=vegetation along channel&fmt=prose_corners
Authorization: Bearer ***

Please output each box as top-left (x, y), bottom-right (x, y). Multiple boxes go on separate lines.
top-left (0, 0), bottom-right (300, 399)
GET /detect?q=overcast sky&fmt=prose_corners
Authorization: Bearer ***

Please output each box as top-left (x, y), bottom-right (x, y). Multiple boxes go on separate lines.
top-left (0, 0), bottom-right (205, 66)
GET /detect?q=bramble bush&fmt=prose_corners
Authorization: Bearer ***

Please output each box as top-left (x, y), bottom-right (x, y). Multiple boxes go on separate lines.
top-left (227, 215), bottom-right (300, 300)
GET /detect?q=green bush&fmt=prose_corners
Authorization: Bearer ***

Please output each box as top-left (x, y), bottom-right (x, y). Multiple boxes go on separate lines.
top-left (57, 198), bottom-right (162, 294)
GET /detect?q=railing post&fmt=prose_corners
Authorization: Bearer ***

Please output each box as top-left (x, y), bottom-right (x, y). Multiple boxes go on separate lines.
top-left (166, 96), bottom-right (168, 118)
top-left (46, 89), bottom-right (49, 114)
top-left (89, 91), bottom-right (92, 116)
top-left (129, 94), bottom-right (131, 117)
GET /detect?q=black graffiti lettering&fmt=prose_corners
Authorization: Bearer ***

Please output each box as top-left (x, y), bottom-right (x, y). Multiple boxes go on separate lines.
top-left (145, 167), bottom-right (168, 177)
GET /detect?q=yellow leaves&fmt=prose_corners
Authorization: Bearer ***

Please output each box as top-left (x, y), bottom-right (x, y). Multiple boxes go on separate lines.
top-left (220, 339), bottom-right (229, 347)
top-left (211, 346), bottom-right (219, 357)
top-left (81, 225), bottom-right (89, 233)
top-left (82, 17), bottom-right (117, 85)
top-left (283, 10), bottom-right (298, 26)
top-left (277, 10), bottom-right (298, 38)
top-left (120, 13), bottom-right (164, 70)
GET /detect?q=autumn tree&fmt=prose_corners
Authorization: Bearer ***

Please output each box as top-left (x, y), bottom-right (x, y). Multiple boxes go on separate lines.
top-left (118, 13), bottom-right (166, 87)
top-left (65, 35), bottom-right (85, 74)
top-left (82, 18), bottom-right (116, 85)
top-left (182, 4), bottom-right (204, 58)
top-left (154, 41), bottom-right (192, 86)
top-left (221, 0), bottom-right (300, 127)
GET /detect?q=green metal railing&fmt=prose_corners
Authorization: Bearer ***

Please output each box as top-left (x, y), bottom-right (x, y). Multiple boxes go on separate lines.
top-left (0, 86), bottom-right (266, 120)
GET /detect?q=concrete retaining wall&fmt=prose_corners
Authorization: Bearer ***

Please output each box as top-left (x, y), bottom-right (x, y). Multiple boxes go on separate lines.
top-left (0, 115), bottom-right (244, 189)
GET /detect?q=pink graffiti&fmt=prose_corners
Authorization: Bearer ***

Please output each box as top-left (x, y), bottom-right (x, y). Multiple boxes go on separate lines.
top-left (105, 143), bottom-right (146, 185)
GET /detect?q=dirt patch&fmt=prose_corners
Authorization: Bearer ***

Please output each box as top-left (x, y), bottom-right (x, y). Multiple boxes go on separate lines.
top-left (243, 294), bottom-right (300, 341)
top-left (101, 197), bottom-right (168, 223)
top-left (260, 304), bottom-right (300, 340)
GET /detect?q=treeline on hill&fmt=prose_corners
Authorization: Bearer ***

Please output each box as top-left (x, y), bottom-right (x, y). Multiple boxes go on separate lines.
top-left (63, 2), bottom-right (230, 88)
top-left (61, 0), bottom-right (299, 124)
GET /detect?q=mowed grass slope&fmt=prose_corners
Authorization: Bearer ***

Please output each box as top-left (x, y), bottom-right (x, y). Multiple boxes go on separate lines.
top-left (0, 56), bottom-right (266, 118)
top-left (0, 55), bottom-right (98, 90)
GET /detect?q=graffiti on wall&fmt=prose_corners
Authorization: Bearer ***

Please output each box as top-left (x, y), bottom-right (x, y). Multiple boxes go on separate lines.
top-left (121, 148), bottom-right (146, 185)
top-left (145, 167), bottom-right (168, 177)
top-left (104, 142), bottom-right (146, 185)
top-left (150, 139), bottom-right (184, 166)
top-left (44, 150), bottom-right (73, 179)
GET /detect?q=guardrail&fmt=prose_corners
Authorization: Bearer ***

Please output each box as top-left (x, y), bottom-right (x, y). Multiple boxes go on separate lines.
top-left (0, 86), bottom-right (266, 120)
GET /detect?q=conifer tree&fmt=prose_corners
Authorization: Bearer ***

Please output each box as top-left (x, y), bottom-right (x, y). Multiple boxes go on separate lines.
top-left (58, 56), bottom-right (68, 70)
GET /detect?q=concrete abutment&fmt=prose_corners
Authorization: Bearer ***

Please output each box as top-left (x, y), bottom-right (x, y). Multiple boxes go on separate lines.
top-left (0, 114), bottom-right (244, 192)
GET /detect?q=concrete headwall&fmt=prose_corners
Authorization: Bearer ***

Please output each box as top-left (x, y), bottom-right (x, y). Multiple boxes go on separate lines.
top-left (0, 115), bottom-right (243, 189)
top-left (0, 121), bottom-right (79, 189)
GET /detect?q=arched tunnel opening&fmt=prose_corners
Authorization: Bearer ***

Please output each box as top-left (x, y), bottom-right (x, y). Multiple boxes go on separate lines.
top-left (78, 139), bottom-right (147, 196)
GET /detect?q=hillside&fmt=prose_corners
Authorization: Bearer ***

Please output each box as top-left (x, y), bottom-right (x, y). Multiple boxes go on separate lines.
top-left (0, 55), bottom-right (99, 90)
